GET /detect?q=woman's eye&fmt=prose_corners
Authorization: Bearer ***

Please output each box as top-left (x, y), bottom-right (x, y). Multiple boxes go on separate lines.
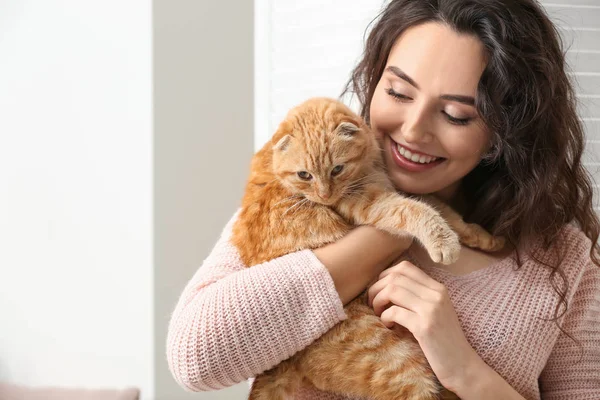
top-left (386, 87), bottom-right (412, 102)
top-left (297, 171), bottom-right (312, 180)
top-left (331, 165), bottom-right (344, 176)
top-left (442, 111), bottom-right (472, 126)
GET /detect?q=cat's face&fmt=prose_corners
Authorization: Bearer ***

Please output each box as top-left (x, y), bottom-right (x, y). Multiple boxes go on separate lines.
top-left (272, 98), bottom-right (376, 206)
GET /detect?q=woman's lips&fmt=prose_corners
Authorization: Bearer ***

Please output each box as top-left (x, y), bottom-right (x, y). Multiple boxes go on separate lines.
top-left (389, 138), bottom-right (445, 172)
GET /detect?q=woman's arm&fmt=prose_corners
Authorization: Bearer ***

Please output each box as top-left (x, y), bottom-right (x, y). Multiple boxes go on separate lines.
top-left (314, 227), bottom-right (413, 304)
top-left (450, 356), bottom-right (527, 400)
top-left (166, 210), bottom-right (411, 392)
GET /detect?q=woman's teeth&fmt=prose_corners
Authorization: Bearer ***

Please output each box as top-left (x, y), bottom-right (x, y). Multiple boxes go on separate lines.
top-left (397, 144), bottom-right (439, 164)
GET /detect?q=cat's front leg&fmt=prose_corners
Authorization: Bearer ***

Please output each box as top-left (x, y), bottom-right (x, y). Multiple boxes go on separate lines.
top-left (419, 195), bottom-right (506, 252)
top-left (338, 190), bottom-right (460, 265)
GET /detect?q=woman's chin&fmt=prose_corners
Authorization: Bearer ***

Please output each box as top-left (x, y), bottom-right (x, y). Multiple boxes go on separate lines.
top-left (388, 173), bottom-right (439, 195)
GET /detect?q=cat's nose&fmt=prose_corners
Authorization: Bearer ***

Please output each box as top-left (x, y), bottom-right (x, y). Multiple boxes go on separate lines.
top-left (319, 191), bottom-right (331, 200)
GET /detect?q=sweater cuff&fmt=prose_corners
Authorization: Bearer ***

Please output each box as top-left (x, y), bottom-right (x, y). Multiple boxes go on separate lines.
top-left (297, 249), bottom-right (348, 322)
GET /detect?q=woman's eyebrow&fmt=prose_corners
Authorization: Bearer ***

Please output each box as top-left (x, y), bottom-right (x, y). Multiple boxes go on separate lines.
top-left (385, 65), bottom-right (476, 106)
top-left (440, 94), bottom-right (475, 106)
top-left (386, 66), bottom-right (420, 89)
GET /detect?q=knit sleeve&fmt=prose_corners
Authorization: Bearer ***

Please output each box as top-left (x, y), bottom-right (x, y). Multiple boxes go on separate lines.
top-left (165, 210), bottom-right (348, 392)
top-left (539, 258), bottom-right (600, 400)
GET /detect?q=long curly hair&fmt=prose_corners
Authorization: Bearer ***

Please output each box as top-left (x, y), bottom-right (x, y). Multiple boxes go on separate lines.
top-left (343, 0), bottom-right (600, 325)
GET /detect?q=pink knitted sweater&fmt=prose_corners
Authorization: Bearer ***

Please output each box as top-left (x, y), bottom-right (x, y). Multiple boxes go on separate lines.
top-left (166, 211), bottom-right (600, 400)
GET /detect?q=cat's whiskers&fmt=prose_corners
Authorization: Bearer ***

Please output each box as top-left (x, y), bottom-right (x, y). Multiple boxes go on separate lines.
top-left (344, 190), bottom-right (370, 204)
top-left (345, 174), bottom-right (377, 190)
top-left (345, 183), bottom-right (364, 192)
top-left (345, 182), bottom-right (369, 194)
top-left (344, 173), bottom-right (382, 197)
top-left (281, 197), bottom-right (310, 218)
top-left (272, 193), bottom-right (304, 208)
top-left (282, 198), bottom-right (308, 218)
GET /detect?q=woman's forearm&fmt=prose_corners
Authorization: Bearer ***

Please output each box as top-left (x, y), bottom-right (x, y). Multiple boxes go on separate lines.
top-left (313, 226), bottom-right (413, 305)
top-left (452, 355), bottom-right (526, 400)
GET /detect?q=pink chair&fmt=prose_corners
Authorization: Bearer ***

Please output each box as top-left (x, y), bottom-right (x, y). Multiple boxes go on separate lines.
top-left (0, 382), bottom-right (140, 400)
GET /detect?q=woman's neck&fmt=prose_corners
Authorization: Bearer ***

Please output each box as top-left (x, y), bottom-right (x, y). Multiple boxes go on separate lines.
top-left (434, 181), bottom-right (467, 214)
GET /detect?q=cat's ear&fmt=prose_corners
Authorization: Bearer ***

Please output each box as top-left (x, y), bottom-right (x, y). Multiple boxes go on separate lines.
top-left (273, 134), bottom-right (292, 151)
top-left (336, 121), bottom-right (361, 140)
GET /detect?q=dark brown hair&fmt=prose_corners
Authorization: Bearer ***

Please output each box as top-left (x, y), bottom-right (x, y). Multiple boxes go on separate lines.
top-left (343, 0), bottom-right (600, 325)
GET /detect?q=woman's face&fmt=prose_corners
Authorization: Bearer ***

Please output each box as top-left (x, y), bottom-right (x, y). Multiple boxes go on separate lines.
top-left (370, 22), bottom-right (491, 201)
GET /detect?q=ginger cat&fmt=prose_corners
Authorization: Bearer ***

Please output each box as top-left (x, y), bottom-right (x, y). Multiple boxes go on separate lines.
top-left (232, 97), bottom-right (504, 400)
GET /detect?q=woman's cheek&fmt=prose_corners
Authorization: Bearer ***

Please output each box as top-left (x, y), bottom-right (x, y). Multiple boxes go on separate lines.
top-left (444, 127), bottom-right (490, 161)
top-left (369, 93), bottom-right (383, 134)
top-left (371, 97), bottom-right (400, 137)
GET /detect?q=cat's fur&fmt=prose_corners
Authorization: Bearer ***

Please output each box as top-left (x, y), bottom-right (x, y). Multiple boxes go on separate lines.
top-left (232, 97), bottom-right (503, 400)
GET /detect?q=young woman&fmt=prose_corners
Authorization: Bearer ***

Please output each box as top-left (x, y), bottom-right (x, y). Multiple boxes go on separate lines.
top-left (167, 1), bottom-right (600, 399)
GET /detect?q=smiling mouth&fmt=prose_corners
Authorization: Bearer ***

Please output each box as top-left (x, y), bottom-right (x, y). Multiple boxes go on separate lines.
top-left (393, 141), bottom-right (445, 164)
top-left (388, 136), bottom-right (446, 173)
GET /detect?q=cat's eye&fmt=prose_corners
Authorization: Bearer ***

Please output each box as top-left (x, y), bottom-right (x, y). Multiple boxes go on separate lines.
top-left (331, 165), bottom-right (344, 176)
top-left (297, 171), bottom-right (312, 180)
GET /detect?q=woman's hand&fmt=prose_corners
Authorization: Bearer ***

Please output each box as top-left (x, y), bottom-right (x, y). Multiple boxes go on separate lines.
top-left (367, 260), bottom-right (482, 393)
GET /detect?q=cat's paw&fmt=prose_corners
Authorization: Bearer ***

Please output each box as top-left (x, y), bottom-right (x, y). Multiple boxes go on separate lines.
top-left (421, 221), bottom-right (461, 265)
top-left (460, 223), bottom-right (506, 252)
top-left (427, 235), bottom-right (461, 265)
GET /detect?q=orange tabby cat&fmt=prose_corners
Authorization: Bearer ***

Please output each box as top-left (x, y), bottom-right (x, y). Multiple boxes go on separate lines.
top-left (232, 97), bottom-right (504, 400)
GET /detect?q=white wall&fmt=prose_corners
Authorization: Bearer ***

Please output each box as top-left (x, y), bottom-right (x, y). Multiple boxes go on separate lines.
top-left (153, 0), bottom-right (254, 399)
top-left (254, 0), bottom-right (389, 151)
top-left (0, 0), bottom-right (153, 397)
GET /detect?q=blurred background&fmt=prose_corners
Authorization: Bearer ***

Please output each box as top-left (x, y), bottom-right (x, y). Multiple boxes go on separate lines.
top-left (0, 0), bottom-right (598, 399)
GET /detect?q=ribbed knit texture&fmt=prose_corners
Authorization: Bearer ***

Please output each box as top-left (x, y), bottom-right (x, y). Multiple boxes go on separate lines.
top-left (166, 211), bottom-right (600, 400)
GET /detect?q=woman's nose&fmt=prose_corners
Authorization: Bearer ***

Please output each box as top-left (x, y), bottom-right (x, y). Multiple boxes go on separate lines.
top-left (402, 104), bottom-right (433, 144)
